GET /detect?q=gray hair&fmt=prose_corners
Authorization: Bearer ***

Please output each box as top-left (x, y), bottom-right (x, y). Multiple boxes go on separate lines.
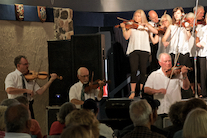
top-left (186, 12), bottom-right (195, 19)
top-left (129, 99), bottom-right (152, 126)
top-left (57, 102), bottom-right (76, 124)
top-left (0, 99), bottom-right (20, 107)
top-left (0, 106), bottom-right (7, 131)
top-left (183, 108), bottom-right (207, 138)
top-left (193, 5), bottom-right (204, 13)
top-left (158, 53), bottom-right (171, 62)
top-left (4, 104), bottom-right (29, 132)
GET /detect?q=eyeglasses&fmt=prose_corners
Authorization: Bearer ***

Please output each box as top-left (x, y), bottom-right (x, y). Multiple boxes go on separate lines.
top-left (79, 75), bottom-right (89, 78)
top-left (161, 20), bottom-right (168, 23)
top-left (19, 63), bottom-right (30, 66)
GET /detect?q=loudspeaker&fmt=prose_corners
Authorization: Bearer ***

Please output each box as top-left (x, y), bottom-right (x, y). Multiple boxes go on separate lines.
top-left (46, 106), bottom-right (60, 135)
top-left (105, 98), bottom-right (133, 119)
top-left (71, 34), bottom-right (105, 82)
top-left (48, 40), bottom-right (73, 106)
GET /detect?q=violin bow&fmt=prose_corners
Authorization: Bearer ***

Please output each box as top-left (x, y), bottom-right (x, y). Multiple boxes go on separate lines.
top-left (192, 0), bottom-right (199, 98)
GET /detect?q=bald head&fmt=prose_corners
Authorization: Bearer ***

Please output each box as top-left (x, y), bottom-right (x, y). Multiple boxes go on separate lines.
top-left (148, 10), bottom-right (159, 23)
top-left (77, 67), bottom-right (89, 84)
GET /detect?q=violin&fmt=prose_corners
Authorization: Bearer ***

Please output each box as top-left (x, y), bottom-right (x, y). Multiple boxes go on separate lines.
top-left (115, 17), bottom-right (140, 30)
top-left (115, 19), bottom-right (139, 30)
top-left (197, 19), bottom-right (206, 25)
top-left (24, 70), bottom-right (63, 81)
top-left (84, 79), bottom-right (110, 93)
top-left (157, 26), bottom-right (167, 35)
top-left (165, 65), bottom-right (193, 78)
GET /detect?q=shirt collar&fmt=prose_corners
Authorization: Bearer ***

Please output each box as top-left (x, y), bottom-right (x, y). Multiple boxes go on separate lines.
top-left (15, 69), bottom-right (23, 76)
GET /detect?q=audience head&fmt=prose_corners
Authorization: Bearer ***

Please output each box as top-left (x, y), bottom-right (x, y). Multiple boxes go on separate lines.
top-left (0, 106), bottom-right (7, 131)
top-left (57, 102), bottom-right (76, 124)
top-left (83, 98), bottom-right (98, 115)
top-left (77, 67), bottom-right (89, 84)
top-left (183, 108), bottom-right (207, 138)
top-left (181, 98), bottom-right (207, 124)
top-left (61, 123), bottom-right (93, 138)
top-left (129, 99), bottom-right (152, 127)
top-left (15, 96), bottom-right (29, 108)
top-left (1, 99), bottom-right (19, 106)
top-left (4, 104), bottom-right (31, 133)
top-left (168, 101), bottom-right (185, 126)
top-left (65, 109), bottom-right (99, 138)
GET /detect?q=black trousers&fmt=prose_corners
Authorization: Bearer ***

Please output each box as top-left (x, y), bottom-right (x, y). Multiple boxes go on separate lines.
top-left (198, 57), bottom-right (207, 96)
top-left (129, 50), bottom-right (149, 84)
top-left (29, 100), bottom-right (35, 119)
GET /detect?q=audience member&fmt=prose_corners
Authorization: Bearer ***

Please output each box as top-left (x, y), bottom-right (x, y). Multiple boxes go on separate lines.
top-left (117, 97), bottom-right (168, 138)
top-left (122, 99), bottom-right (166, 138)
top-left (15, 96), bottom-right (43, 138)
top-left (49, 102), bottom-right (76, 135)
top-left (173, 98), bottom-right (207, 138)
top-left (61, 123), bottom-right (93, 138)
top-left (0, 99), bottom-right (19, 106)
top-left (65, 109), bottom-right (100, 138)
top-left (83, 98), bottom-right (114, 138)
top-left (183, 108), bottom-right (207, 138)
top-left (4, 104), bottom-right (31, 138)
top-left (0, 106), bottom-right (7, 138)
top-left (163, 101), bottom-right (185, 138)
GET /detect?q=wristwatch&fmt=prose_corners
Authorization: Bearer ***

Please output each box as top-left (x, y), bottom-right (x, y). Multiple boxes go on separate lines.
top-left (183, 76), bottom-right (187, 80)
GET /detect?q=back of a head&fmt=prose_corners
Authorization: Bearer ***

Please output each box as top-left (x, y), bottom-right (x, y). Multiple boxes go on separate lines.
top-left (61, 123), bottom-right (93, 138)
top-left (5, 104), bottom-right (30, 133)
top-left (58, 102), bottom-right (76, 124)
top-left (1, 99), bottom-right (19, 107)
top-left (168, 101), bottom-right (185, 126)
top-left (183, 108), bottom-right (207, 138)
top-left (181, 98), bottom-right (207, 123)
top-left (15, 96), bottom-right (29, 106)
top-left (0, 106), bottom-right (7, 131)
top-left (129, 99), bottom-right (152, 127)
top-left (83, 98), bottom-right (98, 115)
top-left (65, 109), bottom-right (99, 138)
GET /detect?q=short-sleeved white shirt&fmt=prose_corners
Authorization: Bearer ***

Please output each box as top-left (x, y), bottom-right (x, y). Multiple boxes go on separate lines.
top-left (144, 68), bottom-right (183, 114)
top-left (69, 81), bottom-right (100, 109)
top-left (169, 25), bottom-right (190, 55)
top-left (126, 26), bottom-right (150, 55)
top-left (197, 25), bottom-right (207, 57)
top-left (5, 69), bottom-right (40, 101)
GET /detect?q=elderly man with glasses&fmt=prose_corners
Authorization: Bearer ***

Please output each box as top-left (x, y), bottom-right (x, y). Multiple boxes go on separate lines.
top-left (69, 67), bottom-right (105, 109)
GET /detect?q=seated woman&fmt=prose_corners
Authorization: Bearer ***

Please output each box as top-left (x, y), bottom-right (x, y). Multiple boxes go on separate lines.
top-left (49, 102), bottom-right (76, 135)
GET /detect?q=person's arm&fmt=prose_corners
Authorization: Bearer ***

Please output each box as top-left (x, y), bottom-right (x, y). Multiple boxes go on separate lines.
top-left (70, 99), bottom-right (84, 105)
top-left (149, 34), bottom-right (159, 44)
top-left (162, 25), bottom-right (171, 47)
top-left (144, 87), bottom-right (166, 95)
top-left (181, 66), bottom-right (190, 90)
top-left (144, 23), bottom-right (158, 34)
top-left (120, 23), bottom-right (131, 40)
top-left (97, 80), bottom-right (106, 100)
top-left (36, 73), bottom-right (57, 95)
top-left (6, 87), bottom-right (34, 96)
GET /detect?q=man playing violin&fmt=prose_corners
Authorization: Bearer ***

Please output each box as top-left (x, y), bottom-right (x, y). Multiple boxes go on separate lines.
top-left (194, 5), bottom-right (207, 98)
top-left (148, 10), bottom-right (160, 72)
top-left (5, 55), bottom-right (58, 119)
top-left (69, 67), bottom-right (105, 109)
top-left (144, 53), bottom-right (190, 115)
